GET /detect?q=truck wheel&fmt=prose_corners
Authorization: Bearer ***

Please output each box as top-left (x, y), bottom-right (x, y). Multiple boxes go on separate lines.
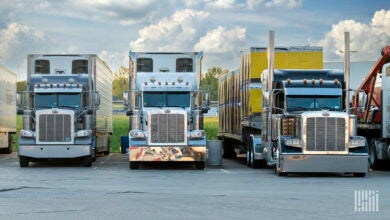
top-left (353, 173), bottom-right (366, 177)
top-left (275, 165), bottom-right (287, 176)
top-left (19, 156), bottom-right (29, 167)
top-left (196, 161), bottom-right (205, 170)
top-left (83, 156), bottom-right (93, 167)
top-left (129, 161), bottom-right (140, 169)
top-left (250, 138), bottom-right (264, 168)
top-left (369, 140), bottom-right (382, 170)
top-left (274, 149), bottom-right (287, 176)
top-left (246, 149), bottom-right (252, 167)
top-left (92, 149), bottom-right (96, 162)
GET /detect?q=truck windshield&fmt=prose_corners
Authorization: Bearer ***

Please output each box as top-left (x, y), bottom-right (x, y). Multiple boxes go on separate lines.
top-left (35, 93), bottom-right (81, 109)
top-left (286, 95), bottom-right (341, 111)
top-left (143, 92), bottom-right (190, 107)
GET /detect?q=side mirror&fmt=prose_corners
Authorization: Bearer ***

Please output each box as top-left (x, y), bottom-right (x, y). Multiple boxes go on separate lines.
top-left (94, 92), bottom-right (100, 106)
top-left (126, 110), bottom-right (134, 116)
top-left (123, 90), bottom-right (129, 108)
top-left (201, 106), bottom-right (210, 114)
top-left (16, 92), bottom-right (22, 106)
top-left (204, 91), bottom-right (211, 106)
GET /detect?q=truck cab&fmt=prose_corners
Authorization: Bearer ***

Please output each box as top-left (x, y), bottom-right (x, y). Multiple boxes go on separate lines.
top-left (18, 54), bottom-right (112, 167)
top-left (261, 69), bottom-right (369, 176)
top-left (127, 52), bottom-right (208, 169)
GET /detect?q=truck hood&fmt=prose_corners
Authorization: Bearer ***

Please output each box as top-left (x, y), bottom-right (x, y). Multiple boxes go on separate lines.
top-left (36, 108), bottom-right (75, 116)
top-left (143, 107), bottom-right (188, 115)
top-left (300, 111), bottom-right (349, 118)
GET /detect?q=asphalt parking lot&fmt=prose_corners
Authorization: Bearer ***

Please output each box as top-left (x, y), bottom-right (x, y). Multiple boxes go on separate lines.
top-left (0, 152), bottom-right (389, 220)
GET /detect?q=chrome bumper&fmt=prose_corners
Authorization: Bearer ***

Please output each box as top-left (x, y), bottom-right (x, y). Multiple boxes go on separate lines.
top-left (18, 145), bottom-right (91, 158)
top-left (129, 146), bottom-right (206, 162)
top-left (279, 154), bottom-right (368, 173)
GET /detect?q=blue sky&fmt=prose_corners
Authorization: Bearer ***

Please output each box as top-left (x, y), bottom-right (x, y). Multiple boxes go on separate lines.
top-left (0, 0), bottom-right (389, 80)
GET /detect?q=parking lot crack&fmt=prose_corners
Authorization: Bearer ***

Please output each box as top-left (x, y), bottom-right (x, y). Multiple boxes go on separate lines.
top-left (0, 186), bottom-right (48, 192)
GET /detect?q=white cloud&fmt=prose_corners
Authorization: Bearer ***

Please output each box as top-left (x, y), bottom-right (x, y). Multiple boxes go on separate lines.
top-left (205, 0), bottom-right (237, 10)
top-left (99, 50), bottom-right (128, 72)
top-left (265, 0), bottom-right (302, 8)
top-left (319, 9), bottom-right (390, 61)
top-left (0, 22), bottom-right (53, 78)
top-left (194, 26), bottom-right (246, 54)
top-left (247, 0), bottom-right (265, 10)
top-left (195, 26), bottom-right (246, 72)
top-left (130, 9), bottom-right (210, 51)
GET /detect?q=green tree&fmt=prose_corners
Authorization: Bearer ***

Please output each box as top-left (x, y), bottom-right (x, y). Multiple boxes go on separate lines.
top-left (17, 80), bottom-right (27, 92)
top-left (112, 66), bottom-right (129, 100)
top-left (201, 66), bottom-right (228, 101)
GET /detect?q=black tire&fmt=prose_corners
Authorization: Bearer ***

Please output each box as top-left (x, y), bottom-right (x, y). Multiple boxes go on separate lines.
top-left (196, 161), bottom-right (205, 170)
top-left (19, 156), bottom-right (29, 167)
top-left (83, 156), bottom-right (93, 167)
top-left (275, 147), bottom-right (286, 176)
top-left (369, 140), bottom-right (383, 170)
top-left (246, 147), bottom-right (251, 167)
top-left (0, 134), bottom-right (13, 154)
top-left (92, 148), bottom-right (96, 162)
top-left (6, 134), bottom-right (13, 154)
top-left (129, 161), bottom-right (140, 169)
top-left (275, 164), bottom-right (287, 176)
top-left (250, 137), bottom-right (264, 168)
top-left (104, 137), bottom-right (110, 155)
top-left (353, 173), bottom-right (366, 177)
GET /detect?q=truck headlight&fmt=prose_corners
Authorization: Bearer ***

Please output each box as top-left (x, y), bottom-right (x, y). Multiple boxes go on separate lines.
top-left (76, 130), bottom-right (92, 137)
top-left (20, 129), bottom-right (35, 138)
top-left (350, 137), bottom-right (366, 148)
top-left (189, 130), bottom-right (205, 139)
top-left (284, 138), bottom-right (302, 148)
top-left (129, 130), bottom-right (146, 139)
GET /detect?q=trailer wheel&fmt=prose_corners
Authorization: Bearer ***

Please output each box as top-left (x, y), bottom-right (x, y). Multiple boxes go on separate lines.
top-left (5, 133), bottom-right (13, 154)
top-left (19, 156), bottom-right (29, 167)
top-left (129, 161), bottom-right (140, 169)
top-left (196, 161), bottom-right (205, 170)
top-left (104, 137), bottom-right (110, 155)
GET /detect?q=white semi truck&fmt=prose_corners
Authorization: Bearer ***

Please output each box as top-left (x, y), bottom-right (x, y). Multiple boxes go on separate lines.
top-left (126, 51), bottom-right (209, 169)
top-left (18, 54), bottom-right (113, 167)
top-left (0, 65), bottom-right (17, 154)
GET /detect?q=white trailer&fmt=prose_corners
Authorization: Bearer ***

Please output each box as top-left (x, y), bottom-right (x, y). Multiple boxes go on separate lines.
top-left (0, 65), bottom-right (17, 154)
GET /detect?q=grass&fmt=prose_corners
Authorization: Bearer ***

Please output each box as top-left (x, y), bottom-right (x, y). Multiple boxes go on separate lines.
top-left (111, 115), bottom-right (129, 152)
top-left (204, 117), bottom-right (219, 140)
top-left (13, 115), bottom-right (218, 152)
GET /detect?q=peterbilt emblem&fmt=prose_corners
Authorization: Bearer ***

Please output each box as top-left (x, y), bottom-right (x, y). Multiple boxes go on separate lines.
top-left (52, 110), bottom-right (58, 114)
top-left (322, 112), bottom-right (330, 116)
top-left (165, 110), bottom-right (171, 113)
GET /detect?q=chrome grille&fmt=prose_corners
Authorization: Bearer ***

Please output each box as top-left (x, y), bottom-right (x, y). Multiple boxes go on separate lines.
top-left (38, 114), bottom-right (72, 142)
top-left (305, 117), bottom-right (346, 152)
top-left (150, 114), bottom-right (185, 143)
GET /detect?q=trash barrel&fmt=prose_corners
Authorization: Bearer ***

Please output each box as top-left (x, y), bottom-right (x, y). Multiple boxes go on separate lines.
top-left (120, 136), bottom-right (129, 154)
top-left (206, 140), bottom-right (222, 166)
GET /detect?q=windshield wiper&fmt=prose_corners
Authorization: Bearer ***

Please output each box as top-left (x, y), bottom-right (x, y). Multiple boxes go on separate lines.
top-left (289, 106), bottom-right (309, 111)
top-left (60, 105), bottom-right (79, 108)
